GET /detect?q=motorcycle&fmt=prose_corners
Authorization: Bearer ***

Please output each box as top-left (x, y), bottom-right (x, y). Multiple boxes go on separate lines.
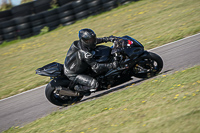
top-left (36, 36), bottom-right (163, 106)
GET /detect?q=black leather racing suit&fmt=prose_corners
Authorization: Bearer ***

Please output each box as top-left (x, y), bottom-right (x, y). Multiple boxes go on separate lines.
top-left (64, 37), bottom-right (115, 91)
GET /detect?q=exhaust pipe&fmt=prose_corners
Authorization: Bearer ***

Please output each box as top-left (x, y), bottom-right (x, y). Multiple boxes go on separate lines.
top-left (58, 87), bottom-right (81, 97)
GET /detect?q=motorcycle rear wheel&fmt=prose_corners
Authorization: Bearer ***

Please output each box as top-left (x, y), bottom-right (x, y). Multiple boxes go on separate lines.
top-left (132, 52), bottom-right (163, 78)
top-left (45, 82), bottom-right (83, 106)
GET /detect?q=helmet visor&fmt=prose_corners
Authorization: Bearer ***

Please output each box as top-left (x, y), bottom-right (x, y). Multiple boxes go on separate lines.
top-left (82, 36), bottom-right (96, 45)
top-left (82, 36), bottom-right (96, 50)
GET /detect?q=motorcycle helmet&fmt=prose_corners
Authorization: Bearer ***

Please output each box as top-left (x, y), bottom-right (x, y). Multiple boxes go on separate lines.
top-left (78, 28), bottom-right (97, 50)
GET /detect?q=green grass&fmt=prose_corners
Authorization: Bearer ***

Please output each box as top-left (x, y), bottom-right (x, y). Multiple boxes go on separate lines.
top-left (4, 65), bottom-right (200, 133)
top-left (0, 0), bottom-right (200, 99)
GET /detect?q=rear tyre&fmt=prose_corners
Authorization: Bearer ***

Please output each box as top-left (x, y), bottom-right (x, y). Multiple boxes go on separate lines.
top-left (131, 52), bottom-right (163, 78)
top-left (45, 82), bottom-right (83, 106)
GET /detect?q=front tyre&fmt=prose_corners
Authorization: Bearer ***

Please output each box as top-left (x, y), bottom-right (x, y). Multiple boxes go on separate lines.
top-left (132, 52), bottom-right (163, 78)
top-left (45, 82), bottom-right (83, 106)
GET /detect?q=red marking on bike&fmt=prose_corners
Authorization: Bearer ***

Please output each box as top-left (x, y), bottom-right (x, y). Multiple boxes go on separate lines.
top-left (128, 40), bottom-right (133, 45)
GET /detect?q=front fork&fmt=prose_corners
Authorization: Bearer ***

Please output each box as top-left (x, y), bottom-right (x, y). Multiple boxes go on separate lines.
top-left (131, 51), bottom-right (156, 73)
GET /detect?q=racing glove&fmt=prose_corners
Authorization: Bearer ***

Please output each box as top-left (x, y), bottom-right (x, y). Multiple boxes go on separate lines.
top-left (101, 35), bottom-right (118, 43)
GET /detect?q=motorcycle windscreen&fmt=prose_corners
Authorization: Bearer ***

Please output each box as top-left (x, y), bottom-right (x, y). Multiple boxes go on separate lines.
top-left (122, 35), bottom-right (144, 48)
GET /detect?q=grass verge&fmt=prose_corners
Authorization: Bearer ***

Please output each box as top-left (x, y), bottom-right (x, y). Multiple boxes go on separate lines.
top-left (0, 0), bottom-right (200, 99)
top-left (4, 65), bottom-right (200, 133)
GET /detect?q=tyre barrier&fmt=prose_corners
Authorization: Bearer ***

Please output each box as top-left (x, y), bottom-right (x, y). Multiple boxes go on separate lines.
top-left (33, 0), bottom-right (52, 13)
top-left (0, 19), bottom-right (17, 42)
top-left (57, 0), bottom-right (74, 6)
top-left (57, 3), bottom-right (73, 13)
top-left (119, 0), bottom-right (139, 5)
top-left (75, 10), bottom-right (89, 20)
top-left (60, 15), bottom-right (76, 26)
top-left (0, 10), bottom-right (12, 22)
top-left (29, 12), bottom-right (45, 35)
top-left (102, 0), bottom-right (118, 11)
top-left (11, 2), bottom-right (34, 18)
top-left (0, 30), bottom-right (3, 44)
top-left (57, 3), bottom-right (75, 26)
top-left (15, 16), bottom-right (32, 39)
top-left (72, 0), bottom-right (89, 21)
top-left (58, 10), bottom-right (74, 18)
top-left (87, 0), bottom-right (103, 15)
top-left (0, 0), bottom-right (138, 44)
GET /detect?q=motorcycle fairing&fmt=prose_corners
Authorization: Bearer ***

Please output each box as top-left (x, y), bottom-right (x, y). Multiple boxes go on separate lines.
top-left (36, 62), bottom-right (64, 77)
top-left (124, 47), bottom-right (144, 59)
top-left (94, 45), bottom-right (112, 63)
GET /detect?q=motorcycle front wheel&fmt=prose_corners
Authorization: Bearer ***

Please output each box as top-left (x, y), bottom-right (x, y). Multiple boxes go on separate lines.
top-left (45, 82), bottom-right (83, 106)
top-left (131, 52), bottom-right (163, 78)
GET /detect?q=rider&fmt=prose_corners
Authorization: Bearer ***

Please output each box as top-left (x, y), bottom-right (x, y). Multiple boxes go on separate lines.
top-left (63, 28), bottom-right (119, 94)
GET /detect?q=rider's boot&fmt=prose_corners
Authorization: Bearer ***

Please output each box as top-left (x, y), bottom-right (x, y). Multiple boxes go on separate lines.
top-left (74, 85), bottom-right (97, 96)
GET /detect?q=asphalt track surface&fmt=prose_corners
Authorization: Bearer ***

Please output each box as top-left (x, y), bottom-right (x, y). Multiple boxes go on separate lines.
top-left (0, 33), bottom-right (200, 132)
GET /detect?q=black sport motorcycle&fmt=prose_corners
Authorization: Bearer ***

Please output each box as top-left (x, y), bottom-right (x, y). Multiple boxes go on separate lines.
top-left (36, 36), bottom-right (163, 106)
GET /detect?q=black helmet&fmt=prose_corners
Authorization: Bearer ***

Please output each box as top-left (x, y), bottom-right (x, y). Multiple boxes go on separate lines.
top-left (78, 28), bottom-right (97, 50)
